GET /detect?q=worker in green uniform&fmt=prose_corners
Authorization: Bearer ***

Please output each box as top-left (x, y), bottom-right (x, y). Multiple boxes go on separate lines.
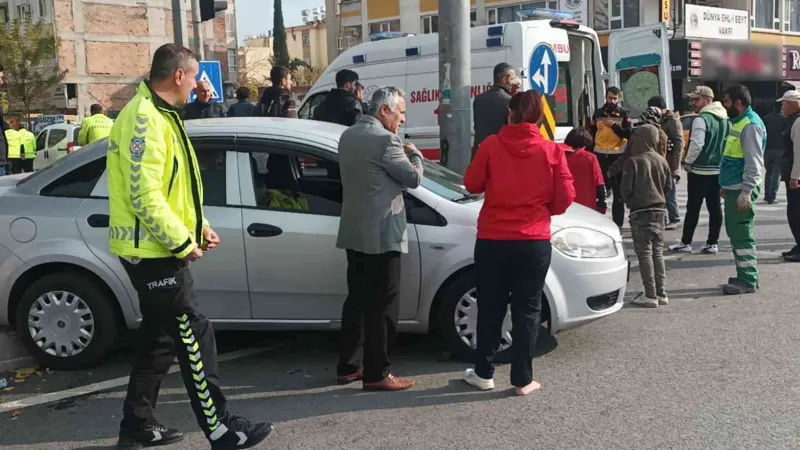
top-left (107, 44), bottom-right (272, 450)
top-left (4, 123), bottom-right (21, 174)
top-left (719, 85), bottom-right (766, 295)
top-left (17, 124), bottom-right (36, 172)
top-left (78, 103), bottom-right (114, 146)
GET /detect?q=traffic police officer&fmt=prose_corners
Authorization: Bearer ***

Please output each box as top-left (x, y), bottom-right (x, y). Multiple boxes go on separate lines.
top-left (79, 103), bottom-right (114, 146)
top-left (719, 85), bottom-right (766, 295)
top-left (4, 123), bottom-right (21, 174)
top-left (17, 124), bottom-right (36, 172)
top-left (107, 43), bottom-right (272, 450)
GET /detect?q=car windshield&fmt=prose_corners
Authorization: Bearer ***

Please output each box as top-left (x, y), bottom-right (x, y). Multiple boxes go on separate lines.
top-left (420, 159), bottom-right (477, 202)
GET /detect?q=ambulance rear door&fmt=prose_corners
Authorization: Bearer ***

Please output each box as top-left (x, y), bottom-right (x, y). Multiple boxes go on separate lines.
top-left (607, 22), bottom-right (673, 119)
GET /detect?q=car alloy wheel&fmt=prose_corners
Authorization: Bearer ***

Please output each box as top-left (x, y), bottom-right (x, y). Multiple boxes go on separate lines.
top-left (27, 290), bottom-right (95, 358)
top-left (453, 287), bottom-right (513, 351)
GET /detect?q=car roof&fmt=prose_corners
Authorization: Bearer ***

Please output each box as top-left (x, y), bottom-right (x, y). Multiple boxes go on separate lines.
top-left (13, 118), bottom-right (349, 194)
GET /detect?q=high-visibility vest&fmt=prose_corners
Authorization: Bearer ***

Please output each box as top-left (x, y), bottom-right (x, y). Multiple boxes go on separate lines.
top-left (719, 108), bottom-right (766, 190)
top-left (4, 129), bottom-right (21, 159)
top-left (79, 114), bottom-right (114, 146)
top-left (107, 81), bottom-right (207, 260)
top-left (17, 129), bottom-right (37, 158)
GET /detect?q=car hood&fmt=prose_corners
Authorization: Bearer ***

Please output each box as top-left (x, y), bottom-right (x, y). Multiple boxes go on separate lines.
top-left (454, 200), bottom-right (622, 243)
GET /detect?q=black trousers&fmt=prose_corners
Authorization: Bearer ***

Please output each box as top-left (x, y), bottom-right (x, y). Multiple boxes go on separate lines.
top-left (596, 153), bottom-right (625, 227)
top-left (120, 257), bottom-right (228, 441)
top-left (681, 173), bottom-right (723, 246)
top-left (8, 159), bottom-right (24, 174)
top-left (787, 182), bottom-right (800, 247)
top-left (338, 250), bottom-right (401, 383)
top-left (474, 239), bottom-right (551, 388)
top-left (20, 159), bottom-right (34, 173)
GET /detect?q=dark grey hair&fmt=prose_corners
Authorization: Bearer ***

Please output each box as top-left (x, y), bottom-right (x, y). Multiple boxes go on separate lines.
top-left (368, 87), bottom-right (405, 116)
top-left (150, 44), bottom-right (198, 83)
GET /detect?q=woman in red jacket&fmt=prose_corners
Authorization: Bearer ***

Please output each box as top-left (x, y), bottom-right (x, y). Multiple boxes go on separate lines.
top-left (462, 91), bottom-right (575, 396)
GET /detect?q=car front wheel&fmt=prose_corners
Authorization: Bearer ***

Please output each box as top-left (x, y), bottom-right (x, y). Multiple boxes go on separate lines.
top-left (15, 272), bottom-right (119, 370)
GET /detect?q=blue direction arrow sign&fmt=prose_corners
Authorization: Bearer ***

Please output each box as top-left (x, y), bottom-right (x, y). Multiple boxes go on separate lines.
top-left (528, 43), bottom-right (559, 96)
top-left (190, 60), bottom-right (225, 104)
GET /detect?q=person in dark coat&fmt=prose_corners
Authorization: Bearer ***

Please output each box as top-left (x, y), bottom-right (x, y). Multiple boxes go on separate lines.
top-left (0, 64), bottom-right (8, 176)
top-left (355, 81), bottom-right (370, 114)
top-left (763, 101), bottom-right (785, 204)
top-left (472, 63), bottom-right (515, 157)
top-left (226, 86), bottom-right (255, 117)
top-left (313, 69), bottom-right (362, 126)
top-left (183, 80), bottom-right (226, 119)
top-left (252, 66), bottom-right (297, 118)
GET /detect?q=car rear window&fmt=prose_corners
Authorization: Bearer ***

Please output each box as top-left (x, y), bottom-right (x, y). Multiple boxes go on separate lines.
top-left (73, 127), bottom-right (81, 143)
top-left (40, 156), bottom-right (107, 198)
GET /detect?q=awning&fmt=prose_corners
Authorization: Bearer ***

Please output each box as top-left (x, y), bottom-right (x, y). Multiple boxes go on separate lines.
top-left (783, 80), bottom-right (800, 89)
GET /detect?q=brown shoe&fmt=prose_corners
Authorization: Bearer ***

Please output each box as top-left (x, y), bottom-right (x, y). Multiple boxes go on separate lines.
top-left (362, 374), bottom-right (415, 391)
top-left (337, 370), bottom-right (364, 384)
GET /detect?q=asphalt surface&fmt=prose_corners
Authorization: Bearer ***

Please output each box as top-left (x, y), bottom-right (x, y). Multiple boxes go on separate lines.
top-left (2, 180), bottom-right (800, 449)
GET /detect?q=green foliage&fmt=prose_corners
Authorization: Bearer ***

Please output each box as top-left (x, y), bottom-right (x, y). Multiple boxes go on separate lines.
top-left (272, 0), bottom-right (290, 68)
top-left (0, 16), bottom-right (65, 118)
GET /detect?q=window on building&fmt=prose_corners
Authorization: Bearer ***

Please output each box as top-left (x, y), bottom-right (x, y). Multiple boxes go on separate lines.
top-left (785, 0), bottom-right (800, 32)
top-left (0, 4), bottom-right (8, 23)
top-left (753, 0), bottom-right (780, 29)
top-left (302, 32), bottom-right (310, 47)
top-left (16, 3), bottom-right (30, 18)
top-left (38, 0), bottom-right (46, 16)
top-left (488, 2), bottom-right (558, 24)
top-left (227, 48), bottom-right (238, 74)
top-left (369, 19), bottom-right (401, 35)
top-left (593, 0), bottom-right (640, 30)
top-left (421, 15), bottom-right (439, 34)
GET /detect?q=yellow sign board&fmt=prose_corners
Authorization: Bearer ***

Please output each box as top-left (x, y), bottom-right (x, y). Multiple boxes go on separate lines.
top-left (661, 0), bottom-right (671, 23)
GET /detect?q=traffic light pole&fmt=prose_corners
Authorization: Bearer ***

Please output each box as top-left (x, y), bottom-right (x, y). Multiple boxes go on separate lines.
top-left (171, 0), bottom-right (189, 48)
top-left (191, 0), bottom-right (206, 59)
top-left (438, 0), bottom-right (471, 175)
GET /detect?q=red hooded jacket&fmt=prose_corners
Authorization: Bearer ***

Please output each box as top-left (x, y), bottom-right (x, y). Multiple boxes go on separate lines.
top-left (559, 143), bottom-right (606, 213)
top-left (464, 123), bottom-right (575, 241)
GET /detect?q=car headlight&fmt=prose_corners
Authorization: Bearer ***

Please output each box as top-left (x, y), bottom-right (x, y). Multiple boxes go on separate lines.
top-left (551, 227), bottom-right (618, 259)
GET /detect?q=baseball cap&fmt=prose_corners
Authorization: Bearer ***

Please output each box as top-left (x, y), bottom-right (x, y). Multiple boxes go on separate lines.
top-left (776, 90), bottom-right (800, 102)
top-left (687, 86), bottom-right (714, 99)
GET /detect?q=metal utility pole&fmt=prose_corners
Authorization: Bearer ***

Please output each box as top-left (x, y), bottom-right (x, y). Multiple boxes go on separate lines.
top-left (171, 0), bottom-right (189, 48)
top-left (191, 0), bottom-right (206, 59)
top-left (438, 0), bottom-right (471, 174)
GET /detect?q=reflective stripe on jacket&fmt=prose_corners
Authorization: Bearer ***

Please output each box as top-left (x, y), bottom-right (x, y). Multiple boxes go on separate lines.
top-left (720, 108), bottom-right (766, 191)
top-left (18, 129), bottom-right (36, 158)
top-left (107, 81), bottom-right (207, 260)
top-left (4, 129), bottom-right (20, 159)
top-left (79, 114), bottom-right (114, 146)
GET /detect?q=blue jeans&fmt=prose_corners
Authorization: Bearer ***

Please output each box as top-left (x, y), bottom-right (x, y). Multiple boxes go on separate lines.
top-left (0, 165), bottom-right (7, 176)
top-left (666, 175), bottom-right (680, 223)
top-left (764, 151), bottom-right (781, 202)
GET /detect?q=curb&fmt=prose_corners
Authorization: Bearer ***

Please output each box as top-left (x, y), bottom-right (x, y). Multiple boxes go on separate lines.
top-left (0, 327), bottom-right (33, 373)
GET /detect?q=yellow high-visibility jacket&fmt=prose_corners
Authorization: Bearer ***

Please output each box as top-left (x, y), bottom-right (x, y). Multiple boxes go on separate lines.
top-left (17, 129), bottom-right (36, 158)
top-left (107, 81), bottom-right (208, 260)
top-left (79, 113), bottom-right (114, 146)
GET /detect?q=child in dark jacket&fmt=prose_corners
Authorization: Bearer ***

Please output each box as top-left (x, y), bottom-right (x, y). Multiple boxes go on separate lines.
top-left (620, 125), bottom-right (673, 308)
top-left (561, 128), bottom-right (607, 213)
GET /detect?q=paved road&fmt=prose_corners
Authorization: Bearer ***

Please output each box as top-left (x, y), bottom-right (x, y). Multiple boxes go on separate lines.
top-left (1, 179), bottom-right (799, 449)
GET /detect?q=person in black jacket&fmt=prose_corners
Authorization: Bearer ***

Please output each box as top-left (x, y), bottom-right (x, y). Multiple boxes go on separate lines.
top-left (312, 69), bottom-right (362, 126)
top-left (0, 64), bottom-right (7, 176)
top-left (355, 81), bottom-right (370, 114)
top-left (183, 80), bottom-right (226, 119)
top-left (252, 66), bottom-right (297, 118)
top-left (472, 63), bottom-right (515, 157)
top-left (227, 86), bottom-right (255, 117)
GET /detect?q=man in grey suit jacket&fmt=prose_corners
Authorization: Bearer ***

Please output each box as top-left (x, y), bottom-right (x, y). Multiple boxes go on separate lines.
top-left (472, 63), bottom-right (516, 157)
top-left (336, 86), bottom-right (424, 392)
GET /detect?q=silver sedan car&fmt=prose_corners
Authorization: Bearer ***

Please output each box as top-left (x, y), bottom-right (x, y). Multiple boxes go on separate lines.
top-left (0, 118), bottom-right (629, 369)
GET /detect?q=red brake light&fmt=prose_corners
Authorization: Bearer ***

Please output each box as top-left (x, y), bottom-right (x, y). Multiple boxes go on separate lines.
top-left (67, 142), bottom-right (75, 153)
top-left (550, 19), bottom-right (580, 29)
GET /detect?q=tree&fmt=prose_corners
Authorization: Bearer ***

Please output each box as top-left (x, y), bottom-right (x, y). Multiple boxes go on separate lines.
top-left (268, 55), bottom-right (308, 72)
top-left (293, 65), bottom-right (325, 87)
top-left (0, 16), bottom-right (65, 119)
top-left (272, 0), bottom-right (290, 68)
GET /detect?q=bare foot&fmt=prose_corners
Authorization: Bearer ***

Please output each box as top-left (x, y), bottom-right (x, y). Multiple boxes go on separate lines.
top-left (515, 381), bottom-right (542, 396)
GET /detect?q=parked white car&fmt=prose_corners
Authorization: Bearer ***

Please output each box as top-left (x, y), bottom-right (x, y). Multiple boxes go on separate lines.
top-left (33, 123), bottom-right (82, 171)
top-left (0, 118), bottom-right (628, 369)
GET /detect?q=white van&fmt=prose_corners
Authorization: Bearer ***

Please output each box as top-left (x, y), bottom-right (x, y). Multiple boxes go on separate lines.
top-left (299, 12), bottom-right (673, 161)
top-left (32, 123), bottom-right (83, 171)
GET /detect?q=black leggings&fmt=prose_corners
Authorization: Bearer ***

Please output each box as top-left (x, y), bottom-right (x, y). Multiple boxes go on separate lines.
top-left (681, 173), bottom-right (723, 246)
top-left (473, 239), bottom-right (551, 387)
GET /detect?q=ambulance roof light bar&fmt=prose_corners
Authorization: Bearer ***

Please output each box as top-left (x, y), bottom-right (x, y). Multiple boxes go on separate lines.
top-left (517, 8), bottom-right (580, 29)
top-left (370, 32), bottom-right (415, 41)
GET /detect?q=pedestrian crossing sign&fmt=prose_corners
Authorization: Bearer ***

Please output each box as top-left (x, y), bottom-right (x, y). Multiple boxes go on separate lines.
top-left (190, 61), bottom-right (225, 104)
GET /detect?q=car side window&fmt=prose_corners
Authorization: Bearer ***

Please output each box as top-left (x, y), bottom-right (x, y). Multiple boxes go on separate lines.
top-left (40, 156), bottom-right (107, 198)
top-left (298, 93), bottom-right (328, 120)
top-left (73, 127), bottom-right (81, 144)
top-left (190, 137), bottom-right (231, 207)
top-left (36, 131), bottom-right (48, 150)
top-left (47, 129), bottom-right (67, 147)
top-left (405, 193), bottom-right (447, 227)
top-left (242, 142), bottom-right (342, 216)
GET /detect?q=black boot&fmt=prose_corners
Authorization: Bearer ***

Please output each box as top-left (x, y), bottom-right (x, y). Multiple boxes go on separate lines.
top-left (722, 278), bottom-right (757, 295)
top-left (210, 415), bottom-right (274, 450)
top-left (781, 246), bottom-right (800, 258)
top-left (116, 422), bottom-right (184, 449)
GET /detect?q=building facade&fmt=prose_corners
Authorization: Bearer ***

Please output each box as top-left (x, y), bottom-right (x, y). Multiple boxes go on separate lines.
top-left (0, 0), bottom-right (238, 117)
top-left (240, 20), bottom-right (328, 87)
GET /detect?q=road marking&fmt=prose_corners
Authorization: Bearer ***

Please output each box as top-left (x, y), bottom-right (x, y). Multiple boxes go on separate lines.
top-left (0, 343), bottom-right (286, 414)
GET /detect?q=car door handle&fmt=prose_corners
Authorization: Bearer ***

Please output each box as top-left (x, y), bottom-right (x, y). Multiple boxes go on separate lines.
top-left (247, 223), bottom-right (282, 238)
top-left (87, 214), bottom-right (109, 228)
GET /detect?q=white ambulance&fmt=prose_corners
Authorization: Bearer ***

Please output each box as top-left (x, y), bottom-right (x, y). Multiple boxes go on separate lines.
top-left (299, 10), bottom-right (673, 161)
